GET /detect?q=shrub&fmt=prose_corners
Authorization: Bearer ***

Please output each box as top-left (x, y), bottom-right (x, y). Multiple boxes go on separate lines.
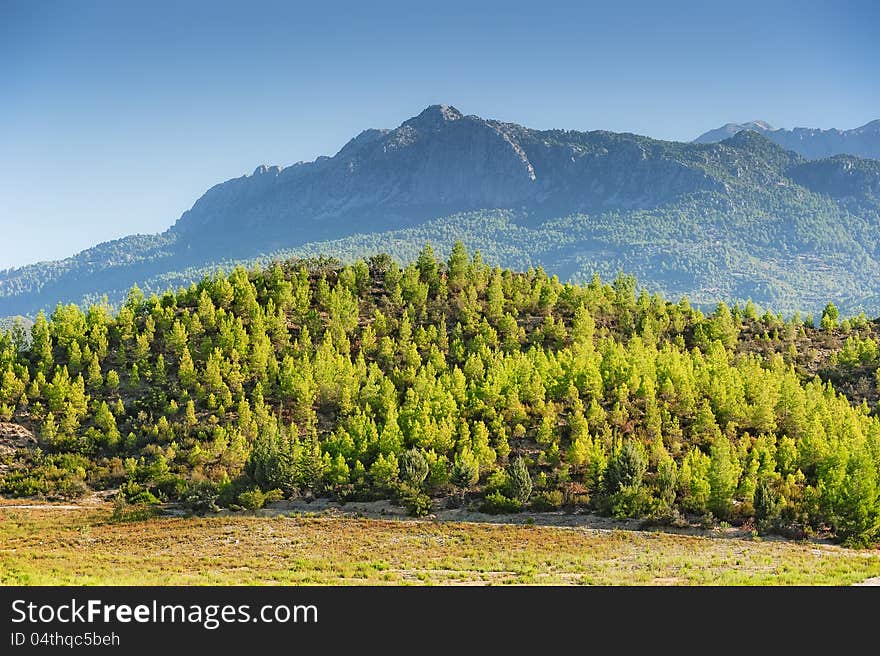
top-left (237, 487), bottom-right (267, 511)
top-left (183, 480), bottom-right (220, 514)
top-left (479, 491), bottom-right (522, 514)
top-left (264, 488), bottom-right (285, 504)
top-left (562, 482), bottom-right (590, 507)
top-left (708, 436), bottom-right (741, 520)
top-left (607, 485), bottom-right (655, 519)
top-left (119, 481), bottom-right (160, 505)
top-left (643, 506), bottom-right (690, 529)
top-left (216, 478), bottom-right (247, 508)
top-left (110, 495), bottom-right (161, 523)
top-left (398, 483), bottom-right (433, 517)
top-left (754, 478), bottom-right (781, 530)
top-left (369, 453), bottom-right (399, 490)
top-left (425, 451), bottom-right (449, 489)
top-left (656, 455), bottom-right (677, 505)
top-left (530, 490), bottom-right (563, 511)
top-left (54, 475), bottom-right (90, 499)
top-left (154, 475), bottom-right (188, 500)
top-left (485, 469), bottom-right (511, 494)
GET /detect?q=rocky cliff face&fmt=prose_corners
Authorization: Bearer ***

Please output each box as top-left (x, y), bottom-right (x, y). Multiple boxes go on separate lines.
top-left (172, 105), bottom-right (539, 242)
top-left (694, 119), bottom-right (880, 160)
top-left (171, 104), bottom-right (735, 248)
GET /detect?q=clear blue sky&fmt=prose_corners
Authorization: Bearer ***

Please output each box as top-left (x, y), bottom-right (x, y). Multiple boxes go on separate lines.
top-left (1, 0), bottom-right (877, 269)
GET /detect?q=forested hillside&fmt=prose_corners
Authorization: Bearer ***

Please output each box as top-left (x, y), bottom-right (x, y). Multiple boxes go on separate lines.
top-left (4, 106), bottom-right (880, 317)
top-left (1, 245), bottom-right (879, 545)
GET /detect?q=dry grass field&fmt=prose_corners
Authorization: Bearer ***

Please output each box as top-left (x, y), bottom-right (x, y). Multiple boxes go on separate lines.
top-left (2, 502), bottom-right (879, 585)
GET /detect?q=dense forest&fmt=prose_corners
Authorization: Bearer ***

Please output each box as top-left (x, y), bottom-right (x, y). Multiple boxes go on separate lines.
top-left (1, 244), bottom-right (879, 545)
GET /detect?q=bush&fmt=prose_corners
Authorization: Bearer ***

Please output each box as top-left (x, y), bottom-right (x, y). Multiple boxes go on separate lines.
top-left (111, 495), bottom-right (161, 523)
top-left (607, 485), bottom-right (655, 519)
top-left (54, 474), bottom-right (90, 499)
top-left (398, 483), bottom-right (433, 517)
top-left (562, 482), bottom-right (590, 507)
top-left (216, 478), bottom-right (247, 508)
top-left (119, 481), bottom-right (160, 505)
top-left (485, 469), bottom-right (511, 494)
top-left (369, 453), bottom-right (399, 490)
top-left (425, 453), bottom-right (449, 489)
top-left (153, 475), bottom-right (188, 500)
top-left (479, 491), bottom-right (522, 514)
top-left (183, 480), bottom-right (220, 514)
top-left (699, 512), bottom-right (716, 529)
top-left (642, 507), bottom-right (690, 529)
top-left (237, 487), bottom-right (267, 511)
top-left (264, 488), bottom-right (285, 504)
top-left (0, 472), bottom-right (48, 497)
top-left (754, 478), bottom-right (781, 530)
top-left (530, 490), bottom-right (563, 511)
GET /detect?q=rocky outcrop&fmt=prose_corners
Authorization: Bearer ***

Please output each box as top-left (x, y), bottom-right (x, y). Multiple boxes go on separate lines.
top-left (0, 422), bottom-right (37, 472)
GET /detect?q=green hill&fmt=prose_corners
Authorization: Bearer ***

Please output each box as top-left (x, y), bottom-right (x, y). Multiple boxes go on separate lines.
top-left (1, 246), bottom-right (879, 545)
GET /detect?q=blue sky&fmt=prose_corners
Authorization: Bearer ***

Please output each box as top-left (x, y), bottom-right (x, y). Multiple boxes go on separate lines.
top-left (1, 0), bottom-right (878, 269)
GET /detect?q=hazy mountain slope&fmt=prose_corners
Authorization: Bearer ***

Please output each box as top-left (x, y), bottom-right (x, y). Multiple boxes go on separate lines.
top-left (3, 105), bottom-right (880, 317)
top-left (694, 119), bottom-right (880, 160)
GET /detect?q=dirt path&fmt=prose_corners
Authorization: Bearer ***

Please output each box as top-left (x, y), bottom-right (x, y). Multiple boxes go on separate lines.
top-left (256, 498), bottom-right (778, 542)
top-left (0, 491), bottom-right (112, 510)
top-left (0, 504), bottom-right (83, 510)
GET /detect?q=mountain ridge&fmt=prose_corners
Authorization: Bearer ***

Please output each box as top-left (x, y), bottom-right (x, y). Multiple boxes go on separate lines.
top-left (3, 105), bottom-right (880, 317)
top-left (694, 118), bottom-right (880, 160)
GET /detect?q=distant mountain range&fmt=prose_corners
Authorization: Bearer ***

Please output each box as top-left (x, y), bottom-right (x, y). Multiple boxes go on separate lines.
top-left (3, 105), bottom-right (880, 318)
top-left (694, 119), bottom-right (880, 160)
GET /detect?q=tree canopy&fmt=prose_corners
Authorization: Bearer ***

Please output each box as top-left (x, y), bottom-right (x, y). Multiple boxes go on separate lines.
top-left (1, 243), bottom-right (879, 545)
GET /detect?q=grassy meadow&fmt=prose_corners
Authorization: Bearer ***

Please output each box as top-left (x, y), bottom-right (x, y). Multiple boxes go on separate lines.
top-left (2, 503), bottom-right (879, 585)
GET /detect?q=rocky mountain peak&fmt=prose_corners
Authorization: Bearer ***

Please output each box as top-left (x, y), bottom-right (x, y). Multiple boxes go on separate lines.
top-left (252, 164), bottom-right (283, 176)
top-left (403, 104), bottom-right (464, 129)
top-left (743, 120), bottom-right (774, 131)
top-left (724, 129), bottom-right (772, 146)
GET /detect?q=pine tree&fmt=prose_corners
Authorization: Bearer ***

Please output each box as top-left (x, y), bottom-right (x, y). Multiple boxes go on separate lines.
top-left (508, 457), bottom-right (533, 503)
top-left (605, 440), bottom-right (647, 493)
top-left (298, 430), bottom-right (324, 493)
top-left (451, 448), bottom-right (479, 490)
top-left (399, 447), bottom-right (429, 486)
top-left (708, 436), bottom-right (741, 519)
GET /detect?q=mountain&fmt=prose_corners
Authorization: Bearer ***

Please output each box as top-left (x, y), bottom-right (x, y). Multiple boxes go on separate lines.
top-left (694, 119), bottom-right (880, 160)
top-left (693, 120), bottom-right (777, 143)
top-left (3, 104), bottom-right (880, 318)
